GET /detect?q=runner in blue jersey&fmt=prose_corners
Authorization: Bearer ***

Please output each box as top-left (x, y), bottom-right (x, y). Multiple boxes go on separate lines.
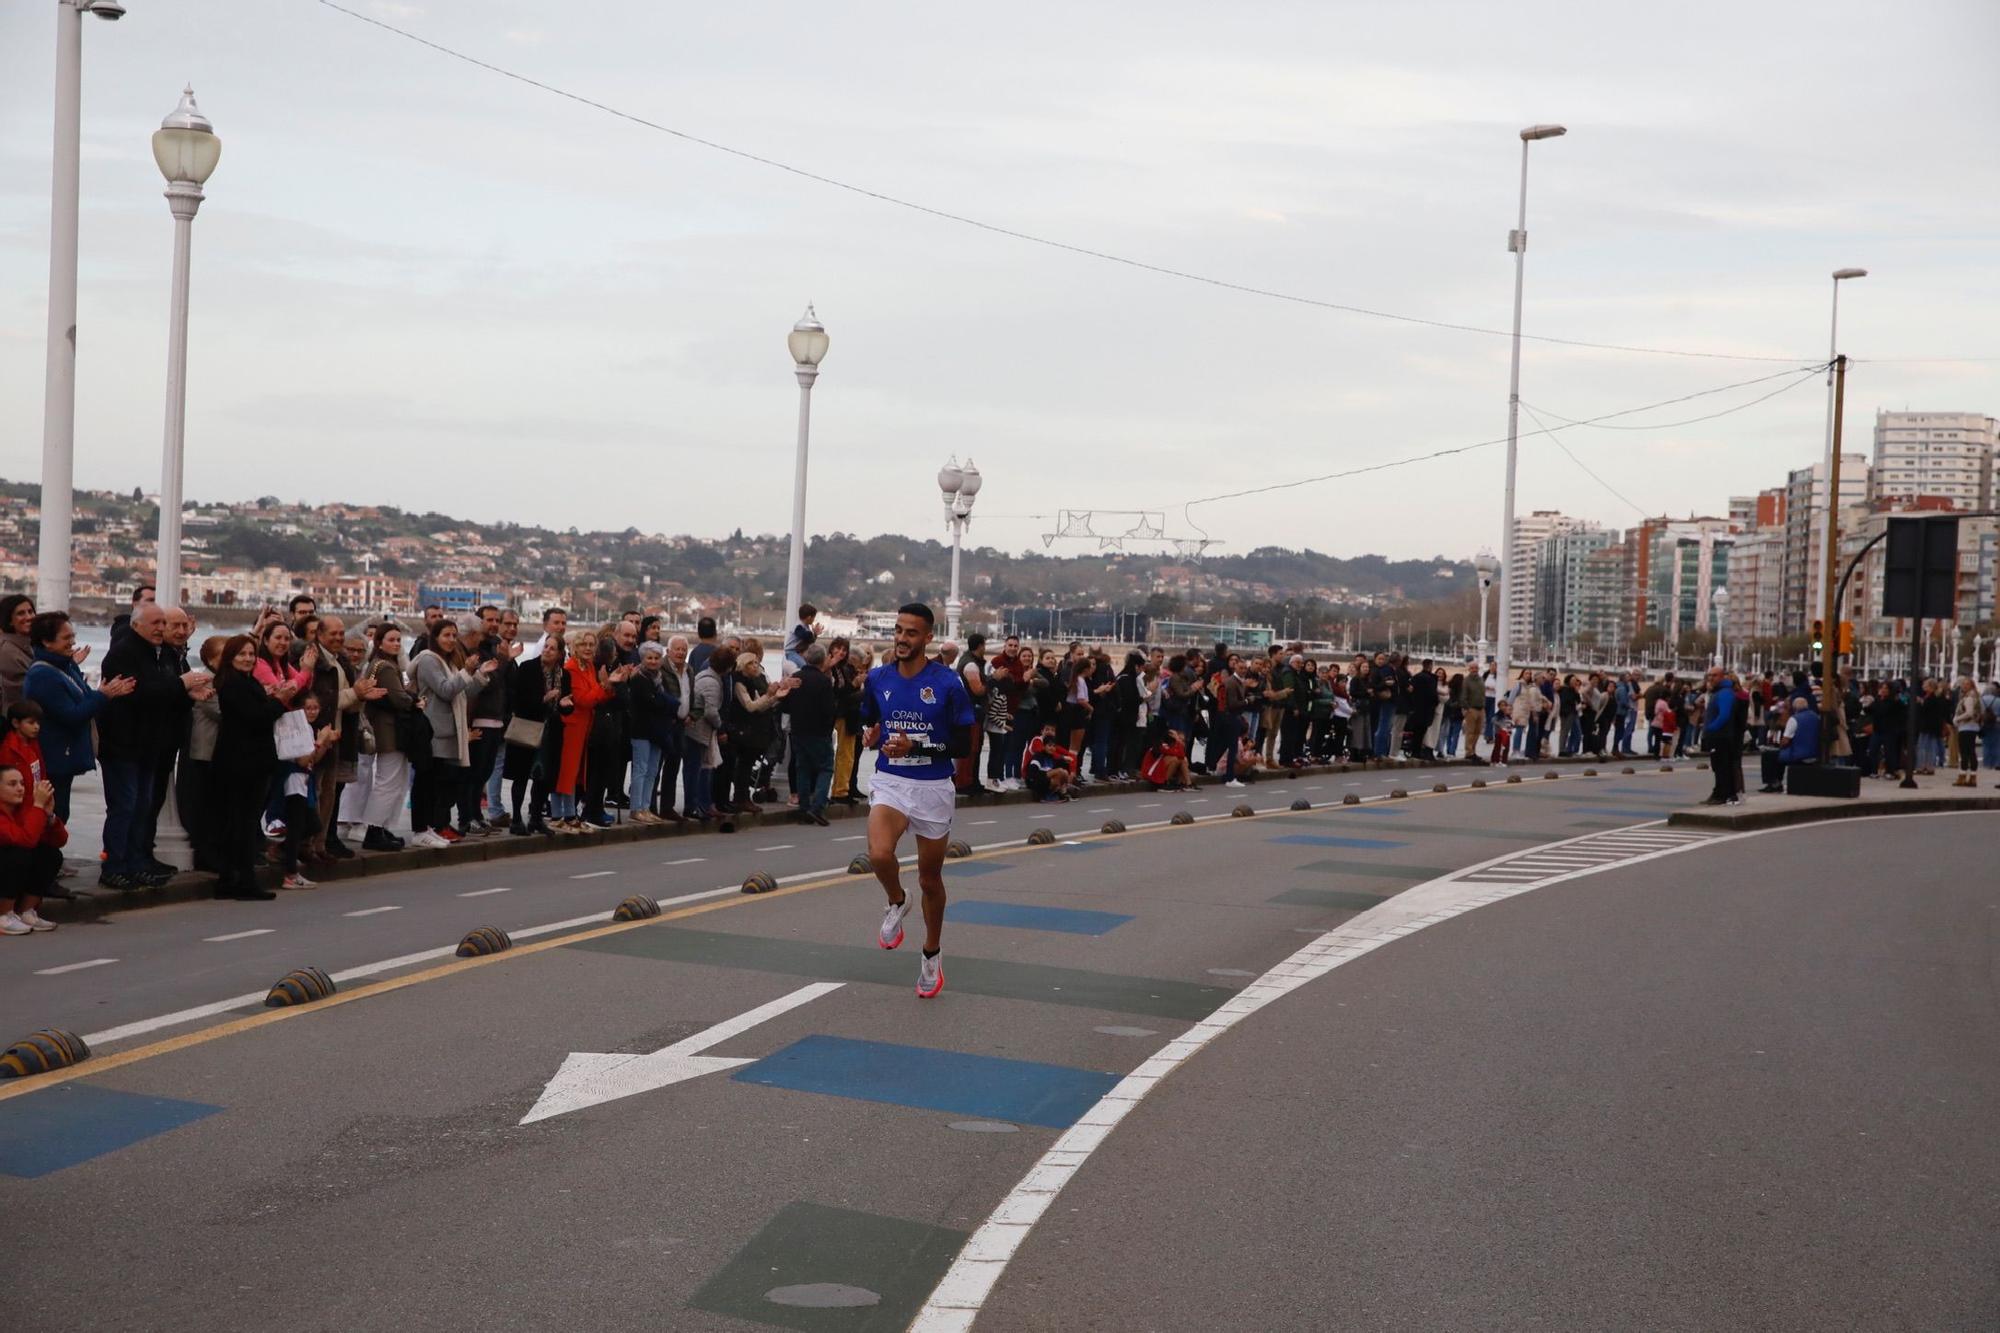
top-left (859, 603), bottom-right (976, 998)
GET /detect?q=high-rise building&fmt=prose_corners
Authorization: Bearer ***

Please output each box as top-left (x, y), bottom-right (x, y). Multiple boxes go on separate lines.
top-left (1534, 527), bottom-right (1618, 651)
top-left (1638, 519), bottom-right (1734, 642)
top-left (1722, 528), bottom-right (1785, 646)
top-left (1781, 455), bottom-right (1870, 635)
top-left (1869, 410), bottom-right (1998, 510)
top-left (1504, 510), bottom-right (1594, 653)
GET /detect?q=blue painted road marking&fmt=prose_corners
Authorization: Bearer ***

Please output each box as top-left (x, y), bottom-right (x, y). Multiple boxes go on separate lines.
top-left (736, 1035), bottom-right (1119, 1129)
top-left (950, 900), bottom-right (1133, 936)
top-left (0, 1083), bottom-right (220, 1178)
top-left (1268, 833), bottom-right (1409, 849)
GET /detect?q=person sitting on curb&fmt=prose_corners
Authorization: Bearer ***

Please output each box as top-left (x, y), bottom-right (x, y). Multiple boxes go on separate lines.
top-left (1762, 691), bottom-right (1821, 793)
top-left (0, 763), bottom-right (66, 934)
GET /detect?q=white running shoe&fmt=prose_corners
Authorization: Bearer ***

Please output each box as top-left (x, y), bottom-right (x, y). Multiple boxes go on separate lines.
top-left (878, 897), bottom-right (912, 950)
top-left (19, 909), bottom-right (56, 932)
top-left (0, 912), bottom-right (30, 936)
top-left (917, 951), bottom-right (945, 998)
top-left (411, 830), bottom-right (450, 849)
top-left (1224, 779), bottom-right (1247, 789)
top-left (281, 872), bottom-right (317, 889)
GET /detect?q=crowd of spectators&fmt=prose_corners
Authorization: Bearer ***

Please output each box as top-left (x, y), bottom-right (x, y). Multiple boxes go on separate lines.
top-left (3, 584), bottom-right (1999, 934)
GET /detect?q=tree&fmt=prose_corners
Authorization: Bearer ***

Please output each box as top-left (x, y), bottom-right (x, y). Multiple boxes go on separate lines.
top-left (1631, 626), bottom-right (1666, 653)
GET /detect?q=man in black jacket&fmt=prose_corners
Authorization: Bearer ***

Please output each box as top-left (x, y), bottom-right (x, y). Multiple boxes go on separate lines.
top-left (782, 643), bottom-right (838, 825)
top-left (98, 604), bottom-right (208, 888)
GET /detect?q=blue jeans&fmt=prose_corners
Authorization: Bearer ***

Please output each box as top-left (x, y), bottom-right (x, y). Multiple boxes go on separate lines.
top-left (100, 757), bottom-right (158, 876)
top-left (1372, 706), bottom-right (1397, 757)
top-left (1615, 711), bottom-right (1636, 753)
top-left (1089, 709), bottom-right (1115, 777)
top-left (549, 791), bottom-right (577, 820)
top-left (629, 739), bottom-right (662, 816)
top-left (485, 745), bottom-right (504, 815)
top-left (793, 733), bottom-right (834, 815)
top-left (1440, 714), bottom-right (1462, 757)
top-left (683, 733), bottom-right (714, 816)
top-left (1982, 726), bottom-right (2000, 769)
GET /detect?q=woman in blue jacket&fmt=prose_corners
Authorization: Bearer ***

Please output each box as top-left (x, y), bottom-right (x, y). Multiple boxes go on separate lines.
top-left (21, 612), bottom-right (136, 822)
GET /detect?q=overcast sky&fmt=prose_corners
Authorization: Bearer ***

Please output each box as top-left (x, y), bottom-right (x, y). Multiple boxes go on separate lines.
top-left (2, 1), bottom-right (1996, 563)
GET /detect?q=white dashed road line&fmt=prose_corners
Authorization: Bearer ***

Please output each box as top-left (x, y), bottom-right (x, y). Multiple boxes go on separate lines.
top-left (754, 844), bottom-right (795, 852)
top-left (36, 958), bottom-right (118, 975)
top-left (833, 835), bottom-right (866, 842)
top-left (458, 887), bottom-right (512, 898)
top-left (343, 906), bottom-right (403, 917)
top-left (203, 929), bottom-right (273, 943)
top-left (569, 871), bottom-right (617, 880)
top-left (663, 857), bottom-right (706, 865)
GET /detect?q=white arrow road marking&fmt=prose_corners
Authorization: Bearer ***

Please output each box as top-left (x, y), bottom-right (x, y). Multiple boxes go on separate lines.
top-left (519, 981), bottom-right (843, 1125)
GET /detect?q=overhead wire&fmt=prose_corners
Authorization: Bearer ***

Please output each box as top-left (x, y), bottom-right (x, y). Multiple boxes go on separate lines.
top-left (313, 0), bottom-right (1866, 367)
top-left (1518, 401), bottom-right (1649, 518)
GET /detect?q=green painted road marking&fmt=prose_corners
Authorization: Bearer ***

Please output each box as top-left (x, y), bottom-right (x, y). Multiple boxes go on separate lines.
top-left (1270, 887), bottom-right (1392, 911)
top-left (574, 928), bottom-right (1229, 1020)
top-left (690, 1200), bottom-right (966, 1332)
top-left (1292, 858), bottom-right (1457, 881)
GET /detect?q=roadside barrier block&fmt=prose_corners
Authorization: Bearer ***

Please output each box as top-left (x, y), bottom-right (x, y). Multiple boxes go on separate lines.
top-left (0, 1028), bottom-right (90, 1079)
top-left (1289, 799), bottom-right (1311, 811)
top-left (1342, 794), bottom-right (1360, 805)
top-left (1583, 768), bottom-right (1598, 777)
top-left (1231, 804), bottom-right (1255, 818)
top-left (1660, 764), bottom-right (1674, 773)
top-left (265, 966), bottom-right (336, 1008)
top-left (847, 855), bottom-right (872, 875)
top-left (1471, 779), bottom-right (1487, 789)
top-left (741, 871), bottom-right (779, 895)
top-left (612, 895), bottom-right (660, 922)
top-left (456, 926), bottom-right (513, 958)
top-left (1432, 782), bottom-right (1448, 793)
top-left (1027, 828), bottom-right (1057, 845)
top-left (1622, 767), bottom-right (1636, 775)
top-left (1506, 774), bottom-right (1523, 784)
top-left (1544, 771), bottom-right (1560, 780)
top-left (1169, 812), bottom-right (1195, 827)
top-left (1100, 819), bottom-right (1126, 834)
top-left (1389, 788), bottom-right (1409, 799)
top-left (945, 840), bottom-right (973, 859)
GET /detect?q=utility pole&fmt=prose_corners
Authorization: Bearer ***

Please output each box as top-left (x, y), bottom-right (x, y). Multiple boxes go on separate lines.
top-left (1819, 355), bottom-right (1847, 742)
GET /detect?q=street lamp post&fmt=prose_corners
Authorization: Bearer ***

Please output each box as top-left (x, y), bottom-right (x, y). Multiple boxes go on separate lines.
top-left (782, 305), bottom-right (829, 662)
top-left (150, 86), bottom-right (221, 610)
top-left (1473, 549), bottom-right (1498, 664)
top-left (1712, 586), bottom-right (1729, 669)
top-left (1493, 123), bottom-right (1566, 701)
top-left (37, 0), bottom-right (125, 611)
top-left (1814, 268), bottom-right (1866, 621)
top-left (937, 457), bottom-right (981, 640)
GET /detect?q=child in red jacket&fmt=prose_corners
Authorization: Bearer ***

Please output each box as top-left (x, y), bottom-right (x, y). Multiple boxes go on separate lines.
top-left (0, 761), bottom-right (66, 934)
top-left (0, 701), bottom-right (46, 789)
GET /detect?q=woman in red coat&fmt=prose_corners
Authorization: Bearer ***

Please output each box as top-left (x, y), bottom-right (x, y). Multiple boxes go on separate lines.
top-left (0, 762), bottom-right (67, 934)
top-left (551, 630), bottom-right (624, 833)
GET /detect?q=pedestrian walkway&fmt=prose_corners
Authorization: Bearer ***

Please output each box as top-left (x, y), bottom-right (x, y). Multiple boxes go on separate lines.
top-left (1670, 767), bottom-right (2000, 831)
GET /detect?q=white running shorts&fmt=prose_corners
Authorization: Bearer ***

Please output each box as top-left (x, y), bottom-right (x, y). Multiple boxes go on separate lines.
top-left (869, 771), bottom-right (957, 842)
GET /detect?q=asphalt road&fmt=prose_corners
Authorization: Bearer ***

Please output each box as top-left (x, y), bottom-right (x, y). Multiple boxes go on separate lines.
top-left (5, 766), bottom-right (1987, 1332)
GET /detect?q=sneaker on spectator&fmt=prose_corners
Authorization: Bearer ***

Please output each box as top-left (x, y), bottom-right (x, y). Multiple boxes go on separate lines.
top-left (437, 827), bottom-right (463, 844)
top-left (19, 909), bottom-right (56, 932)
top-left (281, 872), bottom-right (316, 890)
top-left (0, 912), bottom-right (31, 936)
top-left (410, 830), bottom-right (450, 849)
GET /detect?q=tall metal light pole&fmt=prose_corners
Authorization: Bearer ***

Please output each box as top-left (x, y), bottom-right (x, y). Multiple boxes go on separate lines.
top-left (1473, 548), bottom-right (1498, 664)
top-left (1492, 123), bottom-right (1566, 700)
top-left (782, 305), bottom-right (829, 657)
top-left (150, 86), bottom-right (221, 609)
top-left (37, 0), bottom-right (125, 611)
top-left (1712, 585), bottom-right (1729, 669)
top-left (937, 456), bottom-right (981, 639)
top-left (1814, 269), bottom-right (1866, 623)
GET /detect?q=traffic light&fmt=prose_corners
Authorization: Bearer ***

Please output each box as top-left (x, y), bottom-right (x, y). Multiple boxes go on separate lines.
top-left (1811, 618), bottom-right (1824, 652)
top-left (1837, 620), bottom-right (1854, 655)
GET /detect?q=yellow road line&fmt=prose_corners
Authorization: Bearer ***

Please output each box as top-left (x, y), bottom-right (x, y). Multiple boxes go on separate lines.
top-left (0, 767), bottom-right (1674, 1102)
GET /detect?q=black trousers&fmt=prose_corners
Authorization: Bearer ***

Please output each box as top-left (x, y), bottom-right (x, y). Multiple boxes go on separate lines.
top-left (0, 844), bottom-right (61, 903)
top-left (215, 764), bottom-right (270, 894)
top-left (1708, 736), bottom-right (1742, 801)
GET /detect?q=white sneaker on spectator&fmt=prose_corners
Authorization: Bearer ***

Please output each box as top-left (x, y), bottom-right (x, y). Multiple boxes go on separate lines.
top-left (1225, 779), bottom-right (1247, 788)
top-left (0, 912), bottom-right (31, 935)
top-left (282, 872), bottom-right (316, 889)
top-left (411, 830), bottom-right (450, 849)
top-left (19, 909), bottom-right (56, 932)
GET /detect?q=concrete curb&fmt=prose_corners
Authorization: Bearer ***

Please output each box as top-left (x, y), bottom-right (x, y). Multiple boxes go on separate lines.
top-left (45, 750), bottom-right (1620, 923)
top-left (1668, 792), bottom-right (2000, 832)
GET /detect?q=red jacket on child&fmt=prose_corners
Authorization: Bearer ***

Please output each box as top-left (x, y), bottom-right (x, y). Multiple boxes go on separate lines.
top-left (0, 732), bottom-right (44, 788)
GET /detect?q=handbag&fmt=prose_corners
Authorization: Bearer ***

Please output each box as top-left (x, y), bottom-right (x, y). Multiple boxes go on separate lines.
top-left (503, 715), bottom-right (545, 749)
top-left (274, 708), bottom-right (316, 762)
